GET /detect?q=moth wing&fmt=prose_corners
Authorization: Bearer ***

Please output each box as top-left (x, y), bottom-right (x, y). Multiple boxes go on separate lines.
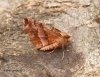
top-left (23, 18), bottom-right (49, 49)
top-left (29, 31), bottom-right (43, 49)
top-left (42, 24), bottom-right (62, 44)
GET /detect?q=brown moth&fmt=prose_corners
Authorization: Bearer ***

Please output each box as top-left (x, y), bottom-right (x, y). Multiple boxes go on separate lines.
top-left (23, 18), bottom-right (70, 59)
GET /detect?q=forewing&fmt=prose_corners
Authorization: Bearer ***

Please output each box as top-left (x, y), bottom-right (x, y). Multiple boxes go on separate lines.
top-left (42, 24), bottom-right (62, 44)
top-left (29, 30), bottom-right (43, 49)
top-left (23, 18), bottom-right (49, 49)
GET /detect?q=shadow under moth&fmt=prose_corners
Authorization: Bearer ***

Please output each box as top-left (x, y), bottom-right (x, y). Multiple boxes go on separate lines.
top-left (23, 18), bottom-right (70, 59)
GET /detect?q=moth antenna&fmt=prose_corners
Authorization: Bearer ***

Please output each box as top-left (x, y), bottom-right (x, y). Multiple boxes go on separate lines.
top-left (67, 17), bottom-right (71, 35)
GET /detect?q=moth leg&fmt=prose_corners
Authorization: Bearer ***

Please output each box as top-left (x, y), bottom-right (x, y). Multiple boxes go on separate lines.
top-left (47, 48), bottom-right (56, 54)
top-left (62, 45), bottom-right (65, 60)
top-left (47, 45), bottom-right (58, 54)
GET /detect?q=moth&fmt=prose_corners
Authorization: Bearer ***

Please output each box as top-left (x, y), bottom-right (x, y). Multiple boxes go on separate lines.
top-left (23, 18), bottom-right (70, 59)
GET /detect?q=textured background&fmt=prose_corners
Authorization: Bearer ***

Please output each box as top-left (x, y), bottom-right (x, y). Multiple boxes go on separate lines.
top-left (0, 0), bottom-right (100, 77)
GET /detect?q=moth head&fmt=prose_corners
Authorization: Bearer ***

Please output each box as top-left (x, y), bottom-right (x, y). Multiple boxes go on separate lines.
top-left (60, 32), bottom-right (70, 39)
top-left (66, 35), bottom-right (70, 39)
